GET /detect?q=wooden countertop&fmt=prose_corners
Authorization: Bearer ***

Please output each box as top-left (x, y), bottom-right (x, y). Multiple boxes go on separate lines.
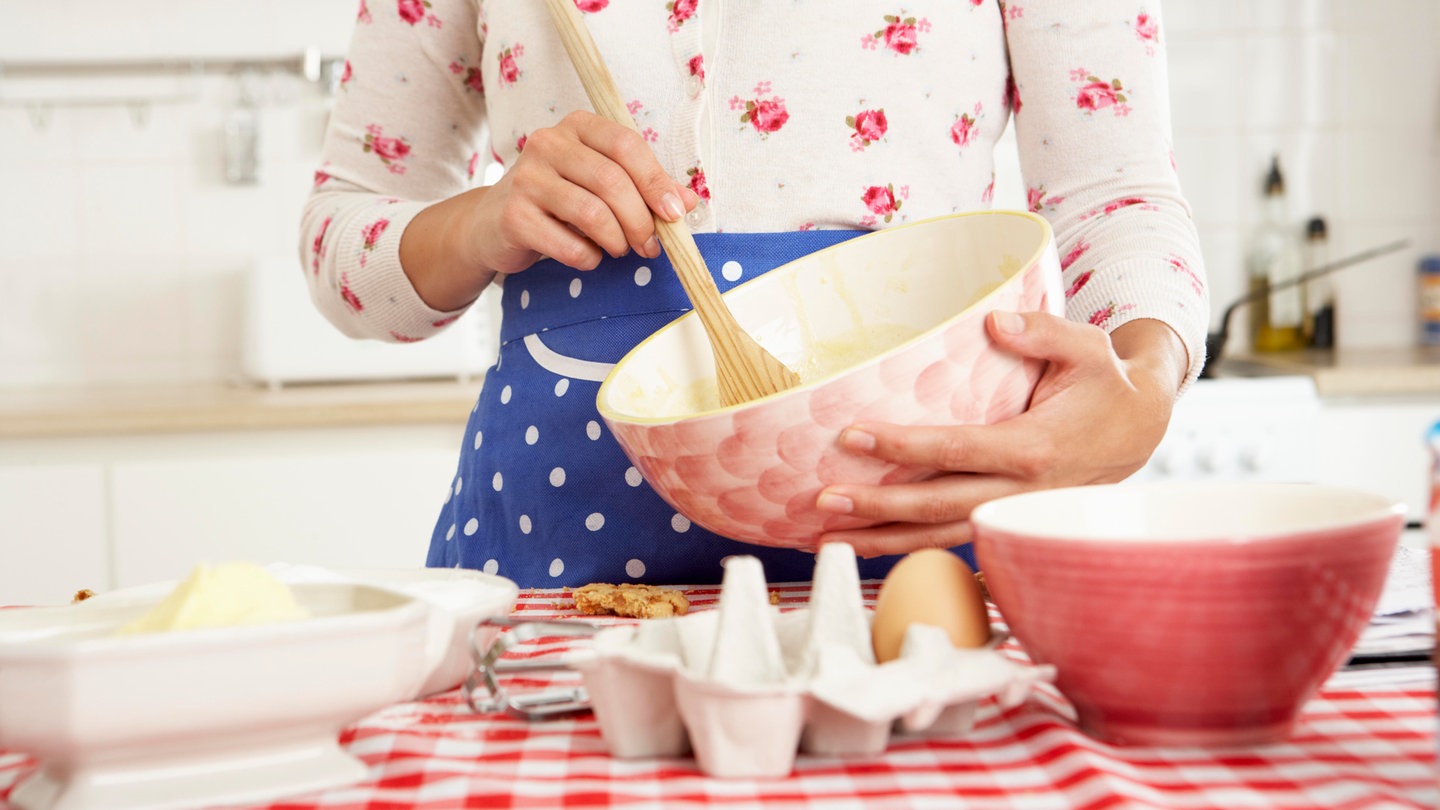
top-left (0, 379), bottom-right (484, 439)
top-left (7, 345), bottom-right (1440, 439)
top-left (1218, 347), bottom-right (1440, 398)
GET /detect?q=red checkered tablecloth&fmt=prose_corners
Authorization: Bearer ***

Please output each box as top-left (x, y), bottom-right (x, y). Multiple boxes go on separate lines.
top-left (2, 584), bottom-right (1435, 809)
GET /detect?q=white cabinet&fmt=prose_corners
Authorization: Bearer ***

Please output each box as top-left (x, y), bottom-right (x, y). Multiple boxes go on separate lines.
top-left (1314, 397), bottom-right (1440, 526)
top-left (0, 424), bottom-right (467, 603)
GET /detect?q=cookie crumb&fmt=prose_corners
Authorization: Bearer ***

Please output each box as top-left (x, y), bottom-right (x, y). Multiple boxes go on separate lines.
top-left (769, 590), bottom-right (781, 605)
top-left (572, 583), bottom-right (690, 619)
top-left (72, 589), bottom-right (96, 604)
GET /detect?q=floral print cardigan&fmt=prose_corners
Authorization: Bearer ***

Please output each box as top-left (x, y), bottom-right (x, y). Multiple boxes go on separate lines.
top-left (301, 0), bottom-right (1209, 385)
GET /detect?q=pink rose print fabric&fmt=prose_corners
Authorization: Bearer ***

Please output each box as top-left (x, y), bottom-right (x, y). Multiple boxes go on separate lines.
top-left (397, 0), bottom-right (440, 28)
top-left (340, 272), bottom-right (364, 312)
top-left (687, 165), bottom-right (710, 200)
top-left (863, 12), bottom-right (930, 54)
top-left (666, 0), bottom-right (696, 32)
top-left (847, 108), bottom-right (887, 151)
top-left (1060, 238), bottom-right (1091, 271)
top-left (950, 102), bottom-right (984, 149)
top-left (860, 183), bottom-right (908, 226)
top-left (1027, 186), bottom-right (1064, 212)
top-left (1135, 11), bottom-right (1159, 55)
top-left (1089, 301), bottom-right (1136, 328)
top-left (363, 124), bottom-right (411, 174)
top-left (1071, 68), bottom-right (1131, 116)
top-left (299, 0), bottom-right (1210, 388)
top-left (497, 44), bottom-right (524, 85)
top-left (1169, 254), bottom-right (1203, 296)
top-left (1065, 269), bottom-right (1093, 299)
top-left (311, 216), bottom-right (332, 274)
top-left (449, 58), bottom-right (484, 95)
top-left (731, 82), bottom-right (789, 136)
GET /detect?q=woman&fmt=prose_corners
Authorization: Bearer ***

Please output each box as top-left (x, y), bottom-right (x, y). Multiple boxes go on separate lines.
top-left (300, 0), bottom-right (1206, 586)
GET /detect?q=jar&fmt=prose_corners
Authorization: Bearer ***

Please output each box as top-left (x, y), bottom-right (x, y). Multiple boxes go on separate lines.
top-left (1419, 256), bottom-right (1440, 345)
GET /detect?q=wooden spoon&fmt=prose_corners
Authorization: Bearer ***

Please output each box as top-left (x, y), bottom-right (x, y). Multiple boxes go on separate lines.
top-left (541, 0), bottom-right (801, 407)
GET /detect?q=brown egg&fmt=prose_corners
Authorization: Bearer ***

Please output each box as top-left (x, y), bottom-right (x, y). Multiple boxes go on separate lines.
top-left (871, 549), bottom-right (991, 663)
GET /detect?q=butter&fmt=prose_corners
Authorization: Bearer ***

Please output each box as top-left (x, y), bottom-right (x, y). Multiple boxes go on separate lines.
top-left (117, 562), bottom-right (310, 635)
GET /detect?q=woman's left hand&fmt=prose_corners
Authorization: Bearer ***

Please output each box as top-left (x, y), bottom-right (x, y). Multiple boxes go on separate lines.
top-left (813, 311), bottom-right (1189, 558)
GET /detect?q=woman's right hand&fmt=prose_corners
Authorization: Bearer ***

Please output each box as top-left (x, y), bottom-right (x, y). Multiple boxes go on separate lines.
top-left (401, 110), bottom-right (698, 312)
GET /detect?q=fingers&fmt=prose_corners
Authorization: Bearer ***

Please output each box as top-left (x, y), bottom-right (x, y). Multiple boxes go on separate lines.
top-left (987, 309), bottom-right (1114, 369)
top-left (818, 520), bottom-right (975, 559)
top-left (816, 473), bottom-right (1019, 527)
top-left (505, 112), bottom-right (691, 268)
top-left (569, 112), bottom-right (689, 225)
top-left (836, 420), bottom-right (1051, 479)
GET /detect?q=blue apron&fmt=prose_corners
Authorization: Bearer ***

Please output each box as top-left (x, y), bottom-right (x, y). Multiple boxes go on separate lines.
top-left (425, 231), bottom-right (976, 588)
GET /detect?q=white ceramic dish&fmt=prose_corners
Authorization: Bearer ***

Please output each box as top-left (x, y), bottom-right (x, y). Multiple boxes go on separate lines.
top-left (0, 583), bottom-right (429, 810)
top-left (85, 566), bottom-right (521, 699)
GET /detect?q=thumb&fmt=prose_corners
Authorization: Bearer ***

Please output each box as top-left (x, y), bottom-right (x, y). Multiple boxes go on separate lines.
top-left (985, 310), bottom-right (1111, 368)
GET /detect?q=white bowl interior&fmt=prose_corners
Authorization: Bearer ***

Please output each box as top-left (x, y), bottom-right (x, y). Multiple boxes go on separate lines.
top-left (600, 212), bottom-right (1049, 419)
top-left (972, 481), bottom-right (1405, 542)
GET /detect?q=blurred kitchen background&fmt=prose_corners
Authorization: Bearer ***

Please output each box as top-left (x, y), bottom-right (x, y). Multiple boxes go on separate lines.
top-left (3, 0), bottom-right (1439, 602)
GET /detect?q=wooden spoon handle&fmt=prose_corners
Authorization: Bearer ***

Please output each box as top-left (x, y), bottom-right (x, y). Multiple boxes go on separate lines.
top-left (541, 0), bottom-right (800, 406)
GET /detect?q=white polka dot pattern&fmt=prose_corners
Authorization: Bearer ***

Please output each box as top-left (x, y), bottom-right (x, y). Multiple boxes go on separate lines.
top-left (549, 467), bottom-right (567, 487)
top-left (549, 558), bottom-right (565, 577)
top-left (525, 425), bottom-right (539, 445)
top-left (483, 559), bottom-right (499, 574)
top-left (464, 518), bottom-right (479, 536)
top-left (625, 467), bottom-right (643, 487)
top-left (569, 278), bottom-right (582, 298)
top-left (586, 421), bottom-right (602, 440)
top-left (519, 514), bottom-right (533, 534)
top-left (554, 379), bottom-right (570, 397)
top-left (721, 260), bottom-right (743, 282)
top-left (634, 266), bottom-right (652, 286)
top-left (585, 513), bottom-right (605, 531)
top-left (625, 558), bottom-right (646, 578)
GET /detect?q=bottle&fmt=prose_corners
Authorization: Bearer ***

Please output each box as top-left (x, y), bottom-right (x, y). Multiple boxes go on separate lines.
top-left (1419, 255), bottom-right (1440, 346)
top-left (1247, 156), bottom-right (1306, 353)
top-left (1303, 216), bottom-right (1335, 349)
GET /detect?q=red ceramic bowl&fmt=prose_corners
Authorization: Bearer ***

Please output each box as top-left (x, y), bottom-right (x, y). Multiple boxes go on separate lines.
top-left (971, 481), bottom-right (1404, 747)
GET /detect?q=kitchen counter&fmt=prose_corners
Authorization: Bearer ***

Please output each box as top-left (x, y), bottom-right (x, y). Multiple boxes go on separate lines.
top-left (1216, 347), bottom-right (1440, 398)
top-left (0, 379), bottom-right (484, 439)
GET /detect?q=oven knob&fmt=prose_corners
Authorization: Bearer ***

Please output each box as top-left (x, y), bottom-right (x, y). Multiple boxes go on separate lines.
top-left (1196, 441), bottom-right (1229, 475)
top-left (1238, 440), bottom-right (1271, 473)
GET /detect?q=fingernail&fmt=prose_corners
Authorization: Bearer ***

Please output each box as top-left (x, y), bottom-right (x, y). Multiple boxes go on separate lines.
top-left (643, 235), bottom-right (661, 257)
top-left (816, 492), bottom-right (854, 514)
top-left (840, 428), bottom-right (876, 452)
top-left (994, 311), bottom-right (1025, 334)
top-left (660, 193), bottom-right (684, 222)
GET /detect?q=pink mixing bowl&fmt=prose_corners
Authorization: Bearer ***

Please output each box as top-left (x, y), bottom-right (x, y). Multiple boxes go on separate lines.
top-left (596, 211), bottom-right (1063, 548)
top-left (971, 481), bottom-right (1405, 747)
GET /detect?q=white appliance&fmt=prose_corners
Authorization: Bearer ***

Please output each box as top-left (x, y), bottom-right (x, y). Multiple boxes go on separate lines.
top-left (242, 256), bottom-right (501, 388)
top-left (1133, 375), bottom-right (1322, 484)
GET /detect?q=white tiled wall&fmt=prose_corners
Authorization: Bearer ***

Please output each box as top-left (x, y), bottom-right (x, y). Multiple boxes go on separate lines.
top-left (1164, 0), bottom-right (1440, 350)
top-left (2, 0), bottom-right (1438, 389)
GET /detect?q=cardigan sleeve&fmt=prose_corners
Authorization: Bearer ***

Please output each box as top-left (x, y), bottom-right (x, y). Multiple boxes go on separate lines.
top-left (1003, 1), bottom-right (1209, 387)
top-left (299, 0), bottom-right (489, 343)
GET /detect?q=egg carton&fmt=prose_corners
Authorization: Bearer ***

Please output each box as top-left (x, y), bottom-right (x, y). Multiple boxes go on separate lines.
top-left (467, 544), bottom-right (1054, 779)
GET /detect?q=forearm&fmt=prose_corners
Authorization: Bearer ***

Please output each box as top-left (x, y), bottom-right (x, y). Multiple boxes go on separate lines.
top-left (1111, 318), bottom-right (1189, 398)
top-left (399, 187), bottom-right (500, 312)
